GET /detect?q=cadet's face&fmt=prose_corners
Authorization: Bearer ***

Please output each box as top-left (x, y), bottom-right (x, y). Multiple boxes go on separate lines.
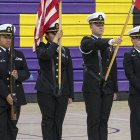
top-left (90, 22), bottom-right (104, 37)
top-left (45, 32), bottom-right (57, 42)
top-left (0, 34), bottom-right (12, 49)
top-left (131, 37), bottom-right (140, 50)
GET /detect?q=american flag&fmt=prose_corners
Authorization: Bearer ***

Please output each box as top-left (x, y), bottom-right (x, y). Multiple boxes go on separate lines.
top-left (33, 0), bottom-right (60, 51)
top-left (134, 0), bottom-right (140, 10)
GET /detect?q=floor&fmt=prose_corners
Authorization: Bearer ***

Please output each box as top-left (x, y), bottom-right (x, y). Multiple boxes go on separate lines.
top-left (17, 101), bottom-right (131, 140)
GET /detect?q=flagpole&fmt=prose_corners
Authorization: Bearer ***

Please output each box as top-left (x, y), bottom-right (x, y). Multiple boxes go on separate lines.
top-left (58, 0), bottom-right (62, 91)
top-left (105, 3), bottom-right (135, 81)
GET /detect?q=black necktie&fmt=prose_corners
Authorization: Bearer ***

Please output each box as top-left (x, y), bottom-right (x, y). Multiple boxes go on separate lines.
top-left (6, 49), bottom-right (10, 57)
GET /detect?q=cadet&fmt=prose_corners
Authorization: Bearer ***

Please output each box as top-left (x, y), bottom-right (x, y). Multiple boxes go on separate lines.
top-left (35, 21), bottom-right (74, 140)
top-left (79, 12), bottom-right (122, 140)
top-left (123, 26), bottom-right (140, 140)
top-left (0, 24), bottom-right (30, 140)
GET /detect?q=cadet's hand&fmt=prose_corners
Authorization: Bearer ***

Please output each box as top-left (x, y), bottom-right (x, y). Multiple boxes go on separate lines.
top-left (53, 30), bottom-right (63, 44)
top-left (111, 37), bottom-right (122, 45)
top-left (6, 94), bottom-right (13, 105)
top-left (68, 98), bottom-right (73, 104)
top-left (113, 93), bottom-right (118, 101)
top-left (55, 30), bottom-right (63, 40)
top-left (11, 70), bottom-right (18, 79)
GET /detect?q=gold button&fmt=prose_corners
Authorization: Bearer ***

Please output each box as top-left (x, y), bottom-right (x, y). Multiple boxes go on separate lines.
top-left (56, 63), bottom-right (58, 66)
top-left (56, 75), bottom-right (58, 78)
top-left (57, 57), bottom-right (58, 59)
top-left (56, 69), bottom-right (58, 72)
top-left (7, 78), bottom-right (10, 80)
top-left (99, 73), bottom-right (100, 75)
top-left (17, 85), bottom-right (19, 87)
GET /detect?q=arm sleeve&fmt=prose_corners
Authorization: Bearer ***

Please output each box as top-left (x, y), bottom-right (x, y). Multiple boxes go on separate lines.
top-left (36, 42), bottom-right (59, 60)
top-left (17, 52), bottom-right (30, 82)
top-left (66, 48), bottom-right (74, 99)
top-left (0, 79), bottom-right (9, 99)
top-left (80, 36), bottom-right (110, 53)
top-left (123, 53), bottom-right (140, 91)
top-left (111, 57), bottom-right (118, 93)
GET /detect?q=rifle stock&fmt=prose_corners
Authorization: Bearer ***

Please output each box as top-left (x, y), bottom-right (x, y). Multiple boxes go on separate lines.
top-left (11, 104), bottom-right (16, 120)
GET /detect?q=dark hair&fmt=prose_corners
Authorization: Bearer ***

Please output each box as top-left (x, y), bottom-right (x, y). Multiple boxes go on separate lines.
top-left (45, 34), bottom-right (49, 41)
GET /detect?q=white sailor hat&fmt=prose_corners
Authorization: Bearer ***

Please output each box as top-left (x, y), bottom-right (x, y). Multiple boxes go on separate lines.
top-left (0, 24), bottom-right (16, 35)
top-left (87, 12), bottom-right (106, 24)
top-left (46, 19), bottom-right (59, 33)
top-left (128, 26), bottom-right (140, 37)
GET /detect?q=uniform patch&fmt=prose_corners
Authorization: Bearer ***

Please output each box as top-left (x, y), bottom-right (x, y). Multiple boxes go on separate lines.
top-left (0, 58), bottom-right (6, 62)
top-left (15, 57), bottom-right (23, 61)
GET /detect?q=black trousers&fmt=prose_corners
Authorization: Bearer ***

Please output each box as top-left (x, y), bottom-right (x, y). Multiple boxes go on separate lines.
top-left (83, 92), bottom-right (113, 140)
top-left (128, 94), bottom-right (140, 140)
top-left (0, 105), bottom-right (20, 140)
top-left (37, 91), bottom-right (69, 140)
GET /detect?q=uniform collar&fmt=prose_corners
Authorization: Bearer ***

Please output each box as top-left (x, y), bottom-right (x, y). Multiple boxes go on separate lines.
top-left (0, 46), bottom-right (10, 52)
top-left (134, 47), bottom-right (140, 53)
top-left (91, 34), bottom-right (102, 40)
top-left (92, 34), bottom-right (99, 39)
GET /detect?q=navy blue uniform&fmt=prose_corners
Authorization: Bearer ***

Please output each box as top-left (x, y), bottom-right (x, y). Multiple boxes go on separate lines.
top-left (35, 42), bottom-right (74, 140)
top-left (0, 47), bottom-right (30, 140)
top-left (80, 35), bottom-right (118, 140)
top-left (124, 48), bottom-right (140, 140)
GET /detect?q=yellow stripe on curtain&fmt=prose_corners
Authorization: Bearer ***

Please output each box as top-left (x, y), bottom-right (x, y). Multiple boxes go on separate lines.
top-left (20, 36), bottom-right (132, 47)
top-left (20, 12), bottom-right (133, 47)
